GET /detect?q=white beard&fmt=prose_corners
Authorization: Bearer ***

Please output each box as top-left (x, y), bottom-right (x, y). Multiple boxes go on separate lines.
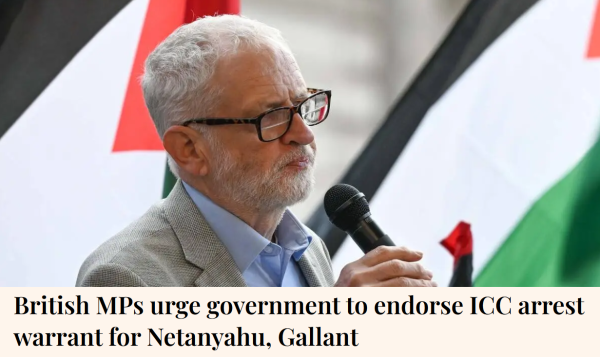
top-left (208, 138), bottom-right (315, 212)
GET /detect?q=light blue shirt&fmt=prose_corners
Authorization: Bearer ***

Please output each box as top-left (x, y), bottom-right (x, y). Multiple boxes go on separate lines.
top-left (183, 182), bottom-right (312, 287)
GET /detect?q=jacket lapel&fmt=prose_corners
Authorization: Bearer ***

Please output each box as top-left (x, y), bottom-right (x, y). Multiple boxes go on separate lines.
top-left (298, 241), bottom-right (327, 287)
top-left (163, 180), bottom-right (246, 287)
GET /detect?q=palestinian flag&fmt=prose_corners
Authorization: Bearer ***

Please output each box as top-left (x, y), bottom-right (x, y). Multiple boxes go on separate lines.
top-left (309, 0), bottom-right (600, 286)
top-left (0, 0), bottom-right (239, 286)
top-left (441, 221), bottom-right (473, 287)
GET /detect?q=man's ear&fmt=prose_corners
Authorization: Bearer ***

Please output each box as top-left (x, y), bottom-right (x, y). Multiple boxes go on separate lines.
top-left (163, 126), bottom-right (209, 177)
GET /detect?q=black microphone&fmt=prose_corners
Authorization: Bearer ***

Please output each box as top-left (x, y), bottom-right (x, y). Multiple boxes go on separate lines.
top-left (324, 184), bottom-right (395, 253)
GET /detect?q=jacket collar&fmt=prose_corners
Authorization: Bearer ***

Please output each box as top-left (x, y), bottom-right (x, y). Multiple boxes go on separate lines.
top-left (298, 242), bottom-right (327, 287)
top-left (162, 180), bottom-right (246, 287)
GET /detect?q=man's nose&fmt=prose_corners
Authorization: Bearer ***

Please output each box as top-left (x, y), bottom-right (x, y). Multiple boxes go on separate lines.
top-left (281, 113), bottom-right (315, 145)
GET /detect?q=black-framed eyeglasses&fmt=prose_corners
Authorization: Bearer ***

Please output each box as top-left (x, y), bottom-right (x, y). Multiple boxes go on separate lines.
top-left (181, 88), bottom-right (331, 142)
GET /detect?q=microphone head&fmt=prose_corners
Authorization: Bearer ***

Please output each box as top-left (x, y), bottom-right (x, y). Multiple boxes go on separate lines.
top-left (324, 184), bottom-right (371, 232)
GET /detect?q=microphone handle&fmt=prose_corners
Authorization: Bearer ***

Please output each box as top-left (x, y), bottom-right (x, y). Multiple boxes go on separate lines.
top-left (349, 215), bottom-right (395, 254)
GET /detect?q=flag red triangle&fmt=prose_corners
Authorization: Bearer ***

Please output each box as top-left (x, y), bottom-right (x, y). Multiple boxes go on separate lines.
top-left (112, 0), bottom-right (187, 152)
top-left (587, 0), bottom-right (600, 59)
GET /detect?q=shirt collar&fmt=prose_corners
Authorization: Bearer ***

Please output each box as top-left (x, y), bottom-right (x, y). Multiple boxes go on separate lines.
top-left (276, 210), bottom-right (312, 261)
top-left (182, 182), bottom-right (312, 271)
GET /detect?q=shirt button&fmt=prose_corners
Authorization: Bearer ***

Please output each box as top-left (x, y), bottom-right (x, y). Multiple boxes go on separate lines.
top-left (264, 246), bottom-right (273, 254)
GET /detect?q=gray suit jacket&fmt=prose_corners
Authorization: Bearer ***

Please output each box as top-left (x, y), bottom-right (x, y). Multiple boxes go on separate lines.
top-left (76, 181), bottom-right (335, 287)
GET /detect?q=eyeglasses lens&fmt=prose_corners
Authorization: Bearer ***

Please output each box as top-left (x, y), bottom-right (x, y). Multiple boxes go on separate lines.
top-left (300, 92), bottom-right (329, 125)
top-left (260, 109), bottom-right (292, 141)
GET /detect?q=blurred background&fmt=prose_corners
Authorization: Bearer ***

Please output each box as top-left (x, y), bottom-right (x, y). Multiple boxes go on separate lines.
top-left (242, 0), bottom-right (469, 219)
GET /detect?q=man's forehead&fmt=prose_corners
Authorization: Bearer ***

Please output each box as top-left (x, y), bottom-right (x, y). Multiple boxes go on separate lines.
top-left (263, 53), bottom-right (306, 91)
top-left (235, 68), bottom-right (306, 100)
top-left (210, 48), bottom-right (308, 112)
top-left (219, 48), bottom-right (302, 81)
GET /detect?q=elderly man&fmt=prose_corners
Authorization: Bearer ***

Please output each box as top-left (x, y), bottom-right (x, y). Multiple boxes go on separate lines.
top-left (76, 15), bottom-right (435, 287)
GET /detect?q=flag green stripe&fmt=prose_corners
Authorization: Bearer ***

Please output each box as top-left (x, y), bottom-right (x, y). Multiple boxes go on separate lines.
top-left (476, 132), bottom-right (600, 286)
top-left (162, 161), bottom-right (177, 198)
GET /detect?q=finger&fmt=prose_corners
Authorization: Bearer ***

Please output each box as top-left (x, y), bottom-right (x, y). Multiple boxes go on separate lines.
top-left (373, 277), bottom-right (438, 287)
top-left (369, 260), bottom-right (433, 282)
top-left (361, 246), bottom-right (423, 267)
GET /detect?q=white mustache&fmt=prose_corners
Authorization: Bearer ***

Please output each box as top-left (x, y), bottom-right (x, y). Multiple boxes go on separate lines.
top-left (278, 147), bottom-right (315, 169)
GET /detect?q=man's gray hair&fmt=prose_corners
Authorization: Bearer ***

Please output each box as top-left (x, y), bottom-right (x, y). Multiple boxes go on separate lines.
top-left (141, 15), bottom-right (293, 177)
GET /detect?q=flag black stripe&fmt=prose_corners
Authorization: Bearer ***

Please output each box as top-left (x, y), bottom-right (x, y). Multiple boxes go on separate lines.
top-left (0, 0), bottom-right (131, 139)
top-left (0, 0), bottom-right (25, 49)
top-left (450, 254), bottom-right (473, 287)
top-left (308, 0), bottom-right (540, 256)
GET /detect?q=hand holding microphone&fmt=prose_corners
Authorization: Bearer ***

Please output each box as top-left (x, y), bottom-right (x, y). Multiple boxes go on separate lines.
top-left (324, 184), bottom-right (437, 287)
